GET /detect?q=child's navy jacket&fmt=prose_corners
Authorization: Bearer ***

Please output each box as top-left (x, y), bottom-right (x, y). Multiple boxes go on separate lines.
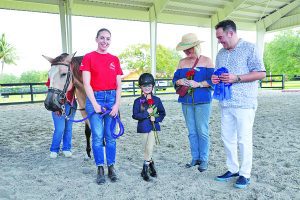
top-left (132, 95), bottom-right (166, 133)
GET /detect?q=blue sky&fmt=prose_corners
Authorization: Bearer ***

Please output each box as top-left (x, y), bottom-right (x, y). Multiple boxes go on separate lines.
top-left (0, 9), bottom-right (286, 76)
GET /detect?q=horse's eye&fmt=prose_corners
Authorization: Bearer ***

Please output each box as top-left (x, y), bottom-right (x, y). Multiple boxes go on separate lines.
top-left (60, 73), bottom-right (67, 78)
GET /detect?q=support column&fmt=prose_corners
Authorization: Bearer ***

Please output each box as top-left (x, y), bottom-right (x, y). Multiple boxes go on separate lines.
top-left (149, 6), bottom-right (157, 78)
top-left (256, 21), bottom-right (266, 59)
top-left (66, 0), bottom-right (73, 53)
top-left (211, 15), bottom-right (219, 63)
top-left (59, 0), bottom-right (73, 53)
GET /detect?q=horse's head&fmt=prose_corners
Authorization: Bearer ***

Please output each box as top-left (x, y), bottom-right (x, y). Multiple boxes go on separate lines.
top-left (43, 52), bottom-right (76, 112)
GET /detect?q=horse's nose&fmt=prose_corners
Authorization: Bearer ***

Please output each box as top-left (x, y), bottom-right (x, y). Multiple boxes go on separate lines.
top-left (44, 93), bottom-right (53, 111)
top-left (44, 92), bottom-right (60, 112)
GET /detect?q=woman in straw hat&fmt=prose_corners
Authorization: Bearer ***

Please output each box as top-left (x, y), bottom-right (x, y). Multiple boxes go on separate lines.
top-left (172, 33), bottom-right (214, 172)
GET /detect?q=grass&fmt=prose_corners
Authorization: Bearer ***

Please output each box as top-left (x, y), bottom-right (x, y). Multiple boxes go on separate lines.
top-left (0, 94), bottom-right (47, 104)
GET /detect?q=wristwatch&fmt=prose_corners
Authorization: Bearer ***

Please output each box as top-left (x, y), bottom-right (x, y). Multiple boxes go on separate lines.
top-left (236, 75), bottom-right (242, 83)
top-left (198, 81), bottom-right (204, 88)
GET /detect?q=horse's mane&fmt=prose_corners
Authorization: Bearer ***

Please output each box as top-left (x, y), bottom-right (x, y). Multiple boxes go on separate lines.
top-left (71, 56), bottom-right (83, 83)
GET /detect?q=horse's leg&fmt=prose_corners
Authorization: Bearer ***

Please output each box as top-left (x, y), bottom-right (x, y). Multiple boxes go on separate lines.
top-left (85, 122), bottom-right (92, 158)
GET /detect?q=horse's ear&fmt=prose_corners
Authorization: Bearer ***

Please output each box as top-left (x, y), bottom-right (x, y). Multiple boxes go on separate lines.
top-left (42, 55), bottom-right (54, 63)
top-left (66, 52), bottom-right (77, 63)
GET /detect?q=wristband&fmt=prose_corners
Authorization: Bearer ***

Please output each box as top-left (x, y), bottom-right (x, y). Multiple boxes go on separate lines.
top-left (198, 82), bottom-right (204, 88)
top-left (236, 75), bottom-right (242, 83)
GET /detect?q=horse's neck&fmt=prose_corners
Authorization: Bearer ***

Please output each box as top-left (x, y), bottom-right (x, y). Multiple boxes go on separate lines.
top-left (70, 56), bottom-right (87, 110)
top-left (71, 56), bottom-right (85, 93)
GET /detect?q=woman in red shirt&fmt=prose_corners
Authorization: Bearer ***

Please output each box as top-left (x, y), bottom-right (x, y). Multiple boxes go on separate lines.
top-left (81, 28), bottom-right (123, 185)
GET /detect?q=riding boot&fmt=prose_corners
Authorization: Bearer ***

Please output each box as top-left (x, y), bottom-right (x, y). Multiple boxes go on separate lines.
top-left (141, 163), bottom-right (150, 181)
top-left (108, 164), bottom-right (118, 182)
top-left (96, 166), bottom-right (105, 185)
top-left (149, 160), bottom-right (157, 177)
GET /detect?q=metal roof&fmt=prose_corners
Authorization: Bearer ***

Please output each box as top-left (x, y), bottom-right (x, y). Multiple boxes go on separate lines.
top-left (1, 0), bottom-right (300, 31)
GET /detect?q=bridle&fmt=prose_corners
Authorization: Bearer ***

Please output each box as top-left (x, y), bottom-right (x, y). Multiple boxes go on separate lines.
top-left (47, 62), bottom-right (72, 115)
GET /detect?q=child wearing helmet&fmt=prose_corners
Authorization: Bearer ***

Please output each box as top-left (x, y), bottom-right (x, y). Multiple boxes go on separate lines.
top-left (132, 73), bottom-right (166, 182)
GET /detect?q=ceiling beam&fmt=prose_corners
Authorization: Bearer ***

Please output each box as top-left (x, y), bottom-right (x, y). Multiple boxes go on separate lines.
top-left (149, 0), bottom-right (169, 21)
top-left (0, 0), bottom-right (58, 13)
top-left (258, 0), bottom-right (300, 29)
top-left (212, 0), bottom-right (248, 22)
top-left (169, 0), bottom-right (223, 9)
top-left (72, 2), bottom-right (148, 21)
top-left (267, 13), bottom-right (300, 31)
top-left (165, 5), bottom-right (214, 15)
top-left (158, 12), bottom-right (211, 27)
top-left (15, 0), bottom-right (58, 4)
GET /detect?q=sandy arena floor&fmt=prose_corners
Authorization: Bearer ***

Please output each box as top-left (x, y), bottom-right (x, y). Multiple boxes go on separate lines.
top-left (0, 91), bottom-right (299, 200)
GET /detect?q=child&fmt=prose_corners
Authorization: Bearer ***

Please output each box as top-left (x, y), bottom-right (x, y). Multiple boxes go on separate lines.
top-left (132, 73), bottom-right (166, 181)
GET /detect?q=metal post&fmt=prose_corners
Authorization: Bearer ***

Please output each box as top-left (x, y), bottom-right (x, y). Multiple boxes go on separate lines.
top-left (282, 74), bottom-right (285, 89)
top-left (30, 84), bottom-right (34, 103)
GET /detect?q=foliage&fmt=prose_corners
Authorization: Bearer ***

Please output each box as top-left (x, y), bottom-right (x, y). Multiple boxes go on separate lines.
top-left (0, 33), bottom-right (18, 74)
top-left (119, 44), bottom-right (182, 78)
top-left (264, 30), bottom-right (300, 79)
top-left (19, 70), bottom-right (48, 83)
top-left (0, 74), bottom-right (19, 84)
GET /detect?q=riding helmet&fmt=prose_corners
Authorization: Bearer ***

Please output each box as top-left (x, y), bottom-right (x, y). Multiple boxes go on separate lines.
top-left (138, 73), bottom-right (155, 86)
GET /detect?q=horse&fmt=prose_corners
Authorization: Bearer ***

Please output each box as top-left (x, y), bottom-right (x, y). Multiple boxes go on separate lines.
top-left (43, 53), bottom-right (92, 159)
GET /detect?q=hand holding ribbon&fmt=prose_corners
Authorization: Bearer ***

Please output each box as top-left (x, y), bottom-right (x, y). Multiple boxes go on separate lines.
top-left (213, 67), bottom-right (232, 101)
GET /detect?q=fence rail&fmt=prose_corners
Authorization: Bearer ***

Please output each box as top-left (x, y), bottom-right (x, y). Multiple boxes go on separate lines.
top-left (0, 79), bottom-right (175, 105)
top-left (259, 74), bottom-right (285, 89)
top-left (0, 75), bottom-right (286, 105)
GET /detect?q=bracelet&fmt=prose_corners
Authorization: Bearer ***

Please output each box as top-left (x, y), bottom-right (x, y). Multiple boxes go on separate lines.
top-left (198, 81), bottom-right (204, 88)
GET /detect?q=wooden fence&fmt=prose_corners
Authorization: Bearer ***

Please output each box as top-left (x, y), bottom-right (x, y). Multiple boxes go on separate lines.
top-left (259, 74), bottom-right (285, 89)
top-left (0, 79), bottom-right (175, 105)
top-left (0, 75), bottom-right (286, 105)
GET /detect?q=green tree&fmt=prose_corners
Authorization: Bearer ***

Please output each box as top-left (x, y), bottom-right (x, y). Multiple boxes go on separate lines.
top-left (264, 30), bottom-right (300, 78)
top-left (19, 70), bottom-right (48, 83)
top-left (119, 44), bottom-right (182, 78)
top-left (0, 33), bottom-right (18, 74)
top-left (0, 74), bottom-right (19, 84)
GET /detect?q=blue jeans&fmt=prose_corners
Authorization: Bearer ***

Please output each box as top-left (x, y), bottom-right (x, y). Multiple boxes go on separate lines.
top-left (85, 90), bottom-right (116, 166)
top-left (182, 103), bottom-right (211, 163)
top-left (50, 101), bottom-right (77, 153)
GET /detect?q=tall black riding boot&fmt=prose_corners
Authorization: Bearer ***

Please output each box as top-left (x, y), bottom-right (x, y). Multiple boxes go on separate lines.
top-left (96, 166), bottom-right (105, 185)
top-left (141, 163), bottom-right (150, 181)
top-left (108, 164), bottom-right (118, 182)
top-left (149, 160), bottom-right (157, 177)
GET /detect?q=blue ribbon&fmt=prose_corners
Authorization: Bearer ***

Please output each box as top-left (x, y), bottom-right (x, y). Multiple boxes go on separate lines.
top-left (66, 105), bottom-right (124, 139)
top-left (213, 67), bottom-right (232, 101)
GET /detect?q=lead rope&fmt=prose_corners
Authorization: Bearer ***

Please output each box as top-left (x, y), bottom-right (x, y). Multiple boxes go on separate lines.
top-left (65, 107), bottom-right (124, 139)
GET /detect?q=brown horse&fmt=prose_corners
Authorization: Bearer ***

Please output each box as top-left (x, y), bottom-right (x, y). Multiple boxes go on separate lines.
top-left (43, 53), bottom-right (92, 158)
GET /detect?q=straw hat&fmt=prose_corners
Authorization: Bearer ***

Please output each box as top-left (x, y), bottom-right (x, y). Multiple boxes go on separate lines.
top-left (176, 33), bottom-right (203, 51)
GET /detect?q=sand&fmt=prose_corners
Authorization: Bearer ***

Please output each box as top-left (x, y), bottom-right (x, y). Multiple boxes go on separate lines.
top-left (0, 90), bottom-right (299, 200)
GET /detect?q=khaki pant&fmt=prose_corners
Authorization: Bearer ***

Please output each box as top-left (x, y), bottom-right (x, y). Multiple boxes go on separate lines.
top-left (143, 131), bottom-right (155, 161)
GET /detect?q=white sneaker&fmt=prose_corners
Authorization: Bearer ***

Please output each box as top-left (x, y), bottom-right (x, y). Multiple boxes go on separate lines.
top-left (63, 151), bottom-right (72, 158)
top-left (50, 152), bottom-right (58, 158)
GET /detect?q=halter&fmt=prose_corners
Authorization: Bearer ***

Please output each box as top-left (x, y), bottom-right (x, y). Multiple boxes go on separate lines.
top-left (48, 62), bottom-right (72, 115)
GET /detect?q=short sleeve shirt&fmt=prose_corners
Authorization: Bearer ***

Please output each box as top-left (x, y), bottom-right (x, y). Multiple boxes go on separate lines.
top-left (80, 51), bottom-right (123, 91)
top-left (215, 39), bottom-right (265, 109)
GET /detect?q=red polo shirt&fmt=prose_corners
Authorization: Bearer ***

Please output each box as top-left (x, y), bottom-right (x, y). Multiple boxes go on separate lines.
top-left (80, 51), bottom-right (123, 91)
